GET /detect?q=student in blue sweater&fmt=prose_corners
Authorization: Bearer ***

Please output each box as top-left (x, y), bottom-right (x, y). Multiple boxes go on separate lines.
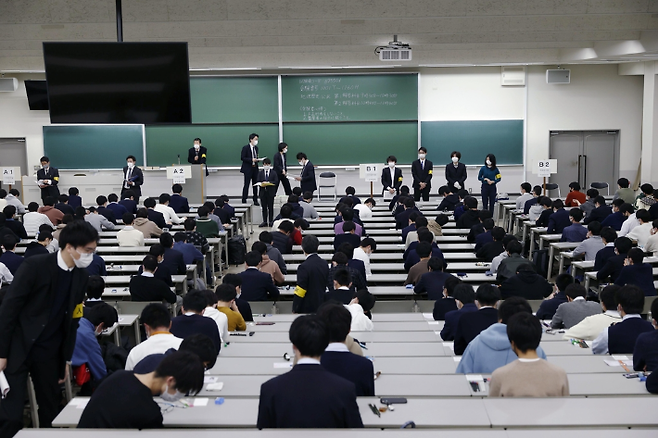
top-left (71, 302), bottom-right (118, 383)
top-left (477, 154), bottom-right (501, 212)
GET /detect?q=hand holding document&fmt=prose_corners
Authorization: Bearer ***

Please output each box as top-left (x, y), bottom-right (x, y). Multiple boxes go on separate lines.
top-left (0, 371), bottom-right (10, 399)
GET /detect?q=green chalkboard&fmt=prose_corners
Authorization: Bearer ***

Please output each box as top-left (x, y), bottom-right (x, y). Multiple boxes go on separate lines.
top-left (43, 125), bottom-right (144, 169)
top-left (281, 74), bottom-right (418, 122)
top-left (420, 120), bottom-right (524, 165)
top-left (282, 122), bottom-right (418, 165)
top-left (145, 124), bottom-right (279, 167)
top-left (190, 77), bottom-right (279, 123)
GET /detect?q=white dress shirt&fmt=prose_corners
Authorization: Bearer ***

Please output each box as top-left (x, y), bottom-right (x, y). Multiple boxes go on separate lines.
top-left (626, 222), bottom-right (653, 248)
top-left (0, 262), bottom-right (14, 285)
top-left (353, 246), bottom-right (372, 279)
top-left (619, 213), bottom-right (639, 237)
top-left (154, 204), bottom-right (183, 224)
top-left (354, 204), bottom-right (372, 220)
top-left (346, 303), bottom-right (374, 332)
top-left (325, 342), bottom-right (350, 352)
top-left (125, 332), bottom-right (183, 370)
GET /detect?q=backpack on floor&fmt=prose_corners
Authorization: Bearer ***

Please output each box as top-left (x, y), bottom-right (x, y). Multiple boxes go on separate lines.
top-left (532, 249), bottom-right (549, 278)
top-left (228, 235), bottom-right (247, 266)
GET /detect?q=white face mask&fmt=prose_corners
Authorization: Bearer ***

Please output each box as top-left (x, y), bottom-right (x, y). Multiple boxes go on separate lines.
top-left (160, 384), bottom-right (186, 402)
top-left (194, 144), bottom-right (200, 150)
top-left (42, 165), bottom-right (49, 170)
top-left (452, 156), bottom-right (459, 163)
top-left (282, 148), bottom-right (288, 154)
top-left (127, 162), bottom-right (134, 168)
top-left (263, 166), bottom-right (271, 171)
top-left (486, 160), bottom-right (492, 166)
top-left (418, 154), bottom-right (426, 160)
top-left (73, 249), bottom-right (94, 269)
top-left (388, 162), bottom-right (395, 168)
top-left (252, 140), bottom-right (258, 146)
top-left (298, 161), bottom-right (304, 166)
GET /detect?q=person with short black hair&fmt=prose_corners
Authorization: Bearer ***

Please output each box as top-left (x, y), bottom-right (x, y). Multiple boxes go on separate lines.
top-left (0, 235), bottom-right (23, 276)
top-left (256, 158), bottom-right (279, 227)
top-left (437, 185), bottom-right (460, 212)
top-left (477, 153), bottom-right (501, 212)
top-left (78, 350), bottom-right (204, 429)
top-left (71, 302), bottom-right (118, 382)
top-left (550, 284), bottom-right (601, 329)
top-left (325, 268), bottom-right (354, 304)
top-left (583, 196), bottom-right (612, 226)
top-left (535, 196), bottom-right (554, 228)
top-left (440, 284), bottom-right (477, 341)
top-left (474, 217), bottom-right (495, 252)
top-left (272, 220), bottom-right (294, 255)
top-left (633, 298), bottom-right (658, 372)
top-left (578, 188), bottom-right (599, 218)
top-left (572, 220), bottom-right (604, 261)
top-left (414, 254), bottom-right (452, 300)
top-left (488, 312), bottom-right (569, 397)
top-left (259, 231), bottom-right (287, 274)
top-left (445, 151), bottom-right (467, 192)
top-left (405, 215), bottom-right (432, 248)
top-left (516, 182), bottom-right (533, 210)
top-left (36, 156), bottom-right (60, 203)
top-left (170, 290), bottom-right (221, 354)
top-left (382, 155), bottom-right (403, 196)
top-left (23, 201), bottom-right (55, 236)
top-left (23, 230), bottom-right (52, 259)
top-left (597, 236), bottom-right (632, 283)
top-left (215, 283), bottom-right (247, 331)
top-left (293, 235), bottom-right (329, 313)
top-left (105, 193), bottom-right (128, 220)
top-left (154, 193), bottom-right (183, 225)
top-left (535, 273), bottom-right (574, 320)
top-left (619, 203), bottom-right (639, 237)
top-left (354, 197), bottom-right (375, 220)
top-left (6, 189), bottom-right (25, 215)
top-left (347, 289), bottom-right (375, 331)
top-left (257, 315), bottom-right (363, 429)
top-left (404, 241), bottom-right (432, 285)
top-left (614, 178), bottom-right (635, 204)
top-left (239, 251), bottom-right (280, 301)
top-left (188, 137), bottom-right (208, 170)
top-left (523, 185), bottom-right (543, 215)
top-left (317, 303), bottom-right (374, 396)
top-left (84, 205), bottom-right (115, 233)
top-left (565, 181), bottom-right (586, 207)
top-left (615, 247), bottom-right (657, 296)
top-left (561, 208), bottom-right (587, 242)
top-left (54, 194), bottom-right (75, 216)
top-left (563, 284), bottom-right (622, 340)
top-left (626, 208), bottom-right (653, 247)
top-left (129, 255), bottom-right (178, 304)
top-left (133, 333), bottom-right (218, 375)
top-left (117, 212), bottom-right (145, 247)
top-left (125, 304), bottom-right (183, 370)
top-left (601, 198), bottom-right (627, 231)
top-left (456, 297), bottom-right (547, 374)
top-left (84, 275), bottom-right (105, 307)
top-left (293, 152), bottom-right (317, 195)
top-left (454, 284), bottom-right (501, 355)
top-left (411, 147), bottom-right (433, 202)
top-left (299, 191), bottom-right (319, 219)
top-left (500, 263), bottom-right (553, 301)
top-left (119, 190), bottom-right (137, 214)
top-left (636, 183), bottom-right (656, 210)
top-left (2, 205), bottom-right (27, 240)
top-left (476, 226), bottom-right (506, 262)
top-left (333, 221), bottom-right (360, 251)
top-left (121, 156), bottom-right (144, 203)
top-left (496, 240), bottom-right (528, 283)
top-left (353, 237), bottom-right (376, 280)
top-left (169, 184), bottom-right (190, 214)
top-left (327, 252), bottom-right (366, 293)
top-left (592, 285), bottom-right (653, 354)
top-left (456, 196), bottom-right (480, 229)
top-left (432, 275), bottom-right (461, 321)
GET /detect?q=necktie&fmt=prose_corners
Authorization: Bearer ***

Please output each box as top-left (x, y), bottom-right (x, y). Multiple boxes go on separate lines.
top-left (265, 171), bottom-right (269, 180)
top-left (127, 168), bottom-right (132, 181)
top-left (421, 160), bottom-right (424, 170)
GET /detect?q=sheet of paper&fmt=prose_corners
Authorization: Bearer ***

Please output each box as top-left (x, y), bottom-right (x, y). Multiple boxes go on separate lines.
top-left (465, 374), bottom-right (484, 381)
top-left (604, 359), bottom-right (633, 367)
top-left (273, 362), bottom-right (293, 369)
top-left (204, 376), bottom-right (218, 384)
top-left (427, 321), bottom-right (440, 325)
top-left (611, 355), bottom-right (629, 361)
top-left (0, 372), bottom-right (10, 399)
top-left (422, 313), bottom-right (433, 320)
top-left (453, 356), bottom-right (462, 363)
top-left (191, 398), bottom-right (209, 407)
top-left (206, 382), bottom-right (224, 391)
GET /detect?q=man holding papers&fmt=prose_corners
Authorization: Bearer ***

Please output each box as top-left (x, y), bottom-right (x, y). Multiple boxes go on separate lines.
top-left (256, 158), bottom-right (279, 227)
top-left (240, 133), bottom-right (262, 205)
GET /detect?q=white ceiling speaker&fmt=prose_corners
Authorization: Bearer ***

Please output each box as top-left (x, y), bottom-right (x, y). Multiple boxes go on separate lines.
top-left (546, 69), bottom-right (570, 84)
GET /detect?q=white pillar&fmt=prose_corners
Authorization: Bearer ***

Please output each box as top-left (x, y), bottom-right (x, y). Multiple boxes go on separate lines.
top-left (641, 62), bottom-right (658, 185)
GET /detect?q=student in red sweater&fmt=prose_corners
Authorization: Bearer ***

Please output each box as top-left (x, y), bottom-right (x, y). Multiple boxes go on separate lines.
top-left (565, 182), bottom-right (587, 207)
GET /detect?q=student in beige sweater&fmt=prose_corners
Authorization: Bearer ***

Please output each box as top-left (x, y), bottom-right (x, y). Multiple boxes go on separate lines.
top-left (489, 312), bottom-right (569, 397)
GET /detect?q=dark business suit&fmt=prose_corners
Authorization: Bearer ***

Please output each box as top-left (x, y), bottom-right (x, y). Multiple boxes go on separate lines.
top-left (594, 245), bottom-right (616, 271)
top-left (433, 297), bottom-right (458, 321)
top-left (453, 307), bottom-right (499, 355)
top-left (147, 209), bottom-right (167, 230)
top-left (258, 169), bottom-right (279, 226)
top-left (188, 146), bottom-right (209, 176)
top-left (547, 208), bottom-right (571, 234)
top-left (96, 206), bottom-right (116, 225)
top-left (0, 253), bottom-right (88, 431)
top-left (121, 165), bottom-right (144, 203)
top-left (381, 166), bottom-right (403, 195)
top-left (171, 313), bottom-right (221, 354)
top-left (299, 161), bottom-right (317, 194)
top-left (614, 263), bottom-right (657, 296)
top-left (583, 205), bottom-right (612, 225)
top-left (293, 253), bottom-right (329, 314)
top-left (411, 159), bottom-right (433, 201)
top-left (333, 233), bottom-right (361, 251)
top-left (476, 240), bottom-right (504, 262)
top-left (321, 351), bottom-right (375, 396)
top-left (239, 268), bottom-right (280, 301)
top-left (415, 271), bottom-right (453, 301)
top-left (168, 194), bottom-right (190, 214)
top-left (257, 364), bottom-right (363, 429)
top-left (445, 162), bottom-right (467, 192)
top-left (129, 274), bottom-right (177, 304)
top-left (163, 247), bottom-right (186, 275)
top-left (273, 152), bottom-right (292, 196)
top-left (36, 166), bottom-right (60, 202)
top-left (240, 143), bottom-right (260, 203)
top-left (596, 253), bottom-right (627, 283)
top-left (440, 303), bottom-right (478, 341)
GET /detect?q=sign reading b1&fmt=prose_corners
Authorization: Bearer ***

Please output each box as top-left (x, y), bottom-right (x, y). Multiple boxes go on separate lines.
top-left (359, 164), bottom-right (380, 183)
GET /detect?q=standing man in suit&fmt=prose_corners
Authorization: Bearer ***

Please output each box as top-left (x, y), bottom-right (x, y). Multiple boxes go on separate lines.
top-left (381, 155), bottom-right (403, 196)
top-left (240, 133), bottom-right (261, 205)
top-left (257, 315), bottom-right (363, 429)
top-left (273, 142), bottom-right (292, 196)
top-left (412, 147), bottom-right (433, 202)
top-left (293, 235), bottom-right (329, 313)
top-left (0, 221), bottom-right (97, 435)
top-left (187, 137), bottom-right (208, 176)
top-left (257, 158), bottom-right (279, 227)
top-left (36, 156), bottom-right (59, 203)
top-left (294, 152), bottom-right (316, 195)
top-left (122, 155), bottom-right (144, 204)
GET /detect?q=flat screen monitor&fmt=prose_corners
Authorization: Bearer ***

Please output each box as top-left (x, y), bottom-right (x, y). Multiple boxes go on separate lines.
top-left (24, 80), bottom-right (49, 110)
top-left (43, 42), bottom-right (191, 124)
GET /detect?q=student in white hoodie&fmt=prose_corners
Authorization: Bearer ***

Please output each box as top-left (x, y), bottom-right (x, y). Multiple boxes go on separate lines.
top-left (346, 290), bottom-right (375, 332)
top-left (200, 290), bottom-right (229, 345)
top-left (626, 209), bottom-right (653, 248)
top-left (562, 284), bottom-right (621, 341)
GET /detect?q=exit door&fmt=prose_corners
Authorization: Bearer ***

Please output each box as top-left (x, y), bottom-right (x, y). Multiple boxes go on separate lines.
top-left (549, 131), bottom-right (619, 194)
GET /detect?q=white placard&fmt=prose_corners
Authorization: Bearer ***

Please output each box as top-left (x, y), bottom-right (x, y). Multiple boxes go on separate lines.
top-left (2, 168), bottom-right (15, 185)
top-left (173, 175), bottom-right (186, 184)
top-left (166, 165), bottom-right (192, 180)
top-left (533, 159), bottom-right (558, 176)
top-left (359, 164), bottom-right (380, 182)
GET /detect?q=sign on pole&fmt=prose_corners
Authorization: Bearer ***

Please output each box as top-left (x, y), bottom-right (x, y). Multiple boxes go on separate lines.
top-left (2, 168), bottom-right (15, 185)
top-left (360, 164), bottom-right (380, 183)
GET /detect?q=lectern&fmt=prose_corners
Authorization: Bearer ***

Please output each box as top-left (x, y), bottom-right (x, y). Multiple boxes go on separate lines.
top-left (166, 165), bottom-right (205, 205)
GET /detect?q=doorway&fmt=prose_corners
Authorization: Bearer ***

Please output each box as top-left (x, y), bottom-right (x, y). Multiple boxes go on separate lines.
top-left (549, 130), bottom-right (619, 195)
top-left (0, 138), bottom-right (28, 176)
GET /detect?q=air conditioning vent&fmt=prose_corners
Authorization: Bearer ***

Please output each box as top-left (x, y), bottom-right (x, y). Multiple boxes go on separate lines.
top-left (501, 67), bottom-right (526, 86)
top-left (379, 48), bottom-right (412, 61)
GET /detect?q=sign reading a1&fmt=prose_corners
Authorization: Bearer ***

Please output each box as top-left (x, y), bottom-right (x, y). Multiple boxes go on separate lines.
top-left (2, 168), bottom-right (15, 185)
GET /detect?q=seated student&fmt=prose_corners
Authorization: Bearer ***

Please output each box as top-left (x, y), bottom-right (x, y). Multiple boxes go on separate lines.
top-left (291, 217), bottom-right (308, 246)
top-left (173, 232), bottom-right (204, 264)
top-left (54, 194), bottom-right (75, 216)
top-left (169, 184), bottom-right (190, 213)
top-left (578, 188), bottom-right (599, 218)
top-left (550, 283), bottom-right (601, 329)
top-left (565, 181), bottom-right (587, 207)
top-left (215, 283), bottom-right (247, 331)
top-left (125, 304), bottom-right (184, 370)
top-left (213, 195), bottom-right (235, 225)
top-left (496, 240), bottom-right (528, 283)
top-left (584, 196), bottom-right (612, 225)
top-left (257, 315), bottom-right (363, 429)
top-left (619, 203), bottom-right (639, 237)
top-left (84, 275), bottom-right (106, 308)
top-left (195, 206), bottom-right (221, 238)
top-left (155, 193), bottom-right (184, 225)
top-left (489, 312), bottom-right (569, 397)
top-left (0, 235), bottom-right (23, 275)
top-left (395, 197), bottom-right (418, 230)
top-left (353, 237), bottom-right (376, 280)
top-left (23, 230), bottom-right (52, 259)
top-left (515, 182), bottom-right (533, 210)
top-left (325, 268), bottom-right (355, 304)
top-left (390, 194), bottom-right (408, 217)
top-left (534, 196), bottom-right (554, 227)
top-left (251, 241), bottom-right (284, 285)
top-left (401, 211), bottom-right (420, 243)
top-left (645, 219), bottom-right (658, 255)
top-left (476, 226), bottom-right (506, 262)
top-left (536, 273), bottom-right (574, 320)
top-left (500, 263), bottom-right (553, 301)
top-left (634, 298), bottom-right (658, 372)
top-left (572, 221), bottom-right (604, 261)
top-left (85, 206), bottom-right (115, 233)
top-left (405, 215), bottom-right (433, 248)
top-left (337, 242), bottom-right (367, 285)
top-left (453, 189), bottom-right (470, 220)
top-left (415, 256), bottom-right (452, 300)
top-left (614, 177), bottom-right (636, 204)
top-left (132, 208), bottom-right (163, 238)
top-left (299, 191), bottom-right (319, 219)
top-left (489, 235), bottom-right (516, 275)
top-left (440, 284), bottom-right (477, 341)
top-left (601, 198), bottom-right (626, 231)
top-left (106, 193), bottom-right (129, 219)
top-left (144, 197), bottom-right (167, 229)
top-left (117, 213), bottom-right (145, 247)
top-left (592, 285), bottom-right (653, 354)
top-left (474, 218), bottom-right (495, 251)
top-left (635, 183), bottom-right (656, 210)
top-left (528, 194), bottom-right (545, 222)
top-left (339, 186), bottom-right (361, 206)
top-left (71, 302), bottom-right (118, 383)
top-left (38, 196), bottom-right (64, 225)
top-left (437, 185), bottom-right (460, 212)
top-left (182, 217), bottom-right (210, 254)
top-left (259, 231), bottom-right (288, 274)
top-left (456, 297), bottom-right (547, 374)
top-left (86, 251), bottom-right (107, 277)
top-left (327, 251), bottom-right (366, 293)
top-left (118, 190), bottom-right (137, 214)
top-left (427, 213), bottom-right (449, 238)
top-left (615, 247), bottom-right (657, 296)
top-left (354, 197), bottom-right (374, 220)
top-left (170, 290), bottom-right (221, 354)
top-left (388, 185), bottom-right (410, 211)
top-left (202, 201), bottom-right (225, 231)
top-left (454, 284), bottom-right (501, 355)
top-left (456, 197), bottom-right (480, 229)
top-left (158, 233), bottom-right (186, 275)
top-left (129, 255), bottom-right (178, 304)
top-left (404, 241), bottom-right (432, 286)
top-left (271, 220), bottom-right (294, 254)
top-left (317, 303), bottom-right (375, 396)
top-left (561, 208), bottom-right (587, 242)
top-left (285, 195), bottom-right (306, 219)
top-left (626, 208), bottom-right (653, 247)
top-left (404, 228), bottom-right (444, 271)
top-left (3, 205), bottom-right (27, 240)
top-left (432, 275), bottom-right (461, 320)
top-left (597, 236), bottom-right (632, 283)
top-left (95, 195), bottom-right (117, 224)
top-left (67, 186), bottom-right (82, 209)
top-left (78, 351), bottom-right (204, 429)
top-left (547, 199), bottom-right (571, 234)
top-left (346, 289), bottom-right (375, 332)
top-left (200, 289), bottom-right (229, 344)
top-left (563, 284), bottom-right (622, 341)
top-left (523, 185), bottom-right (542, 215)
top-left (239, 251), bottom-right (280, 301)
top-left (133, 333), bottom-right (217, 375)
top-left (23, 201), bottom-right (54, 236)
top-left (333, 221), bottom-right (360, 251)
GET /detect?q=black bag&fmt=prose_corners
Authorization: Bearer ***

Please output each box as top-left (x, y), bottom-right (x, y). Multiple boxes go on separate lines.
top-left (228, 235), bottom-right (247, 266)
top-left (532, 249), bottom-right (549, 278)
